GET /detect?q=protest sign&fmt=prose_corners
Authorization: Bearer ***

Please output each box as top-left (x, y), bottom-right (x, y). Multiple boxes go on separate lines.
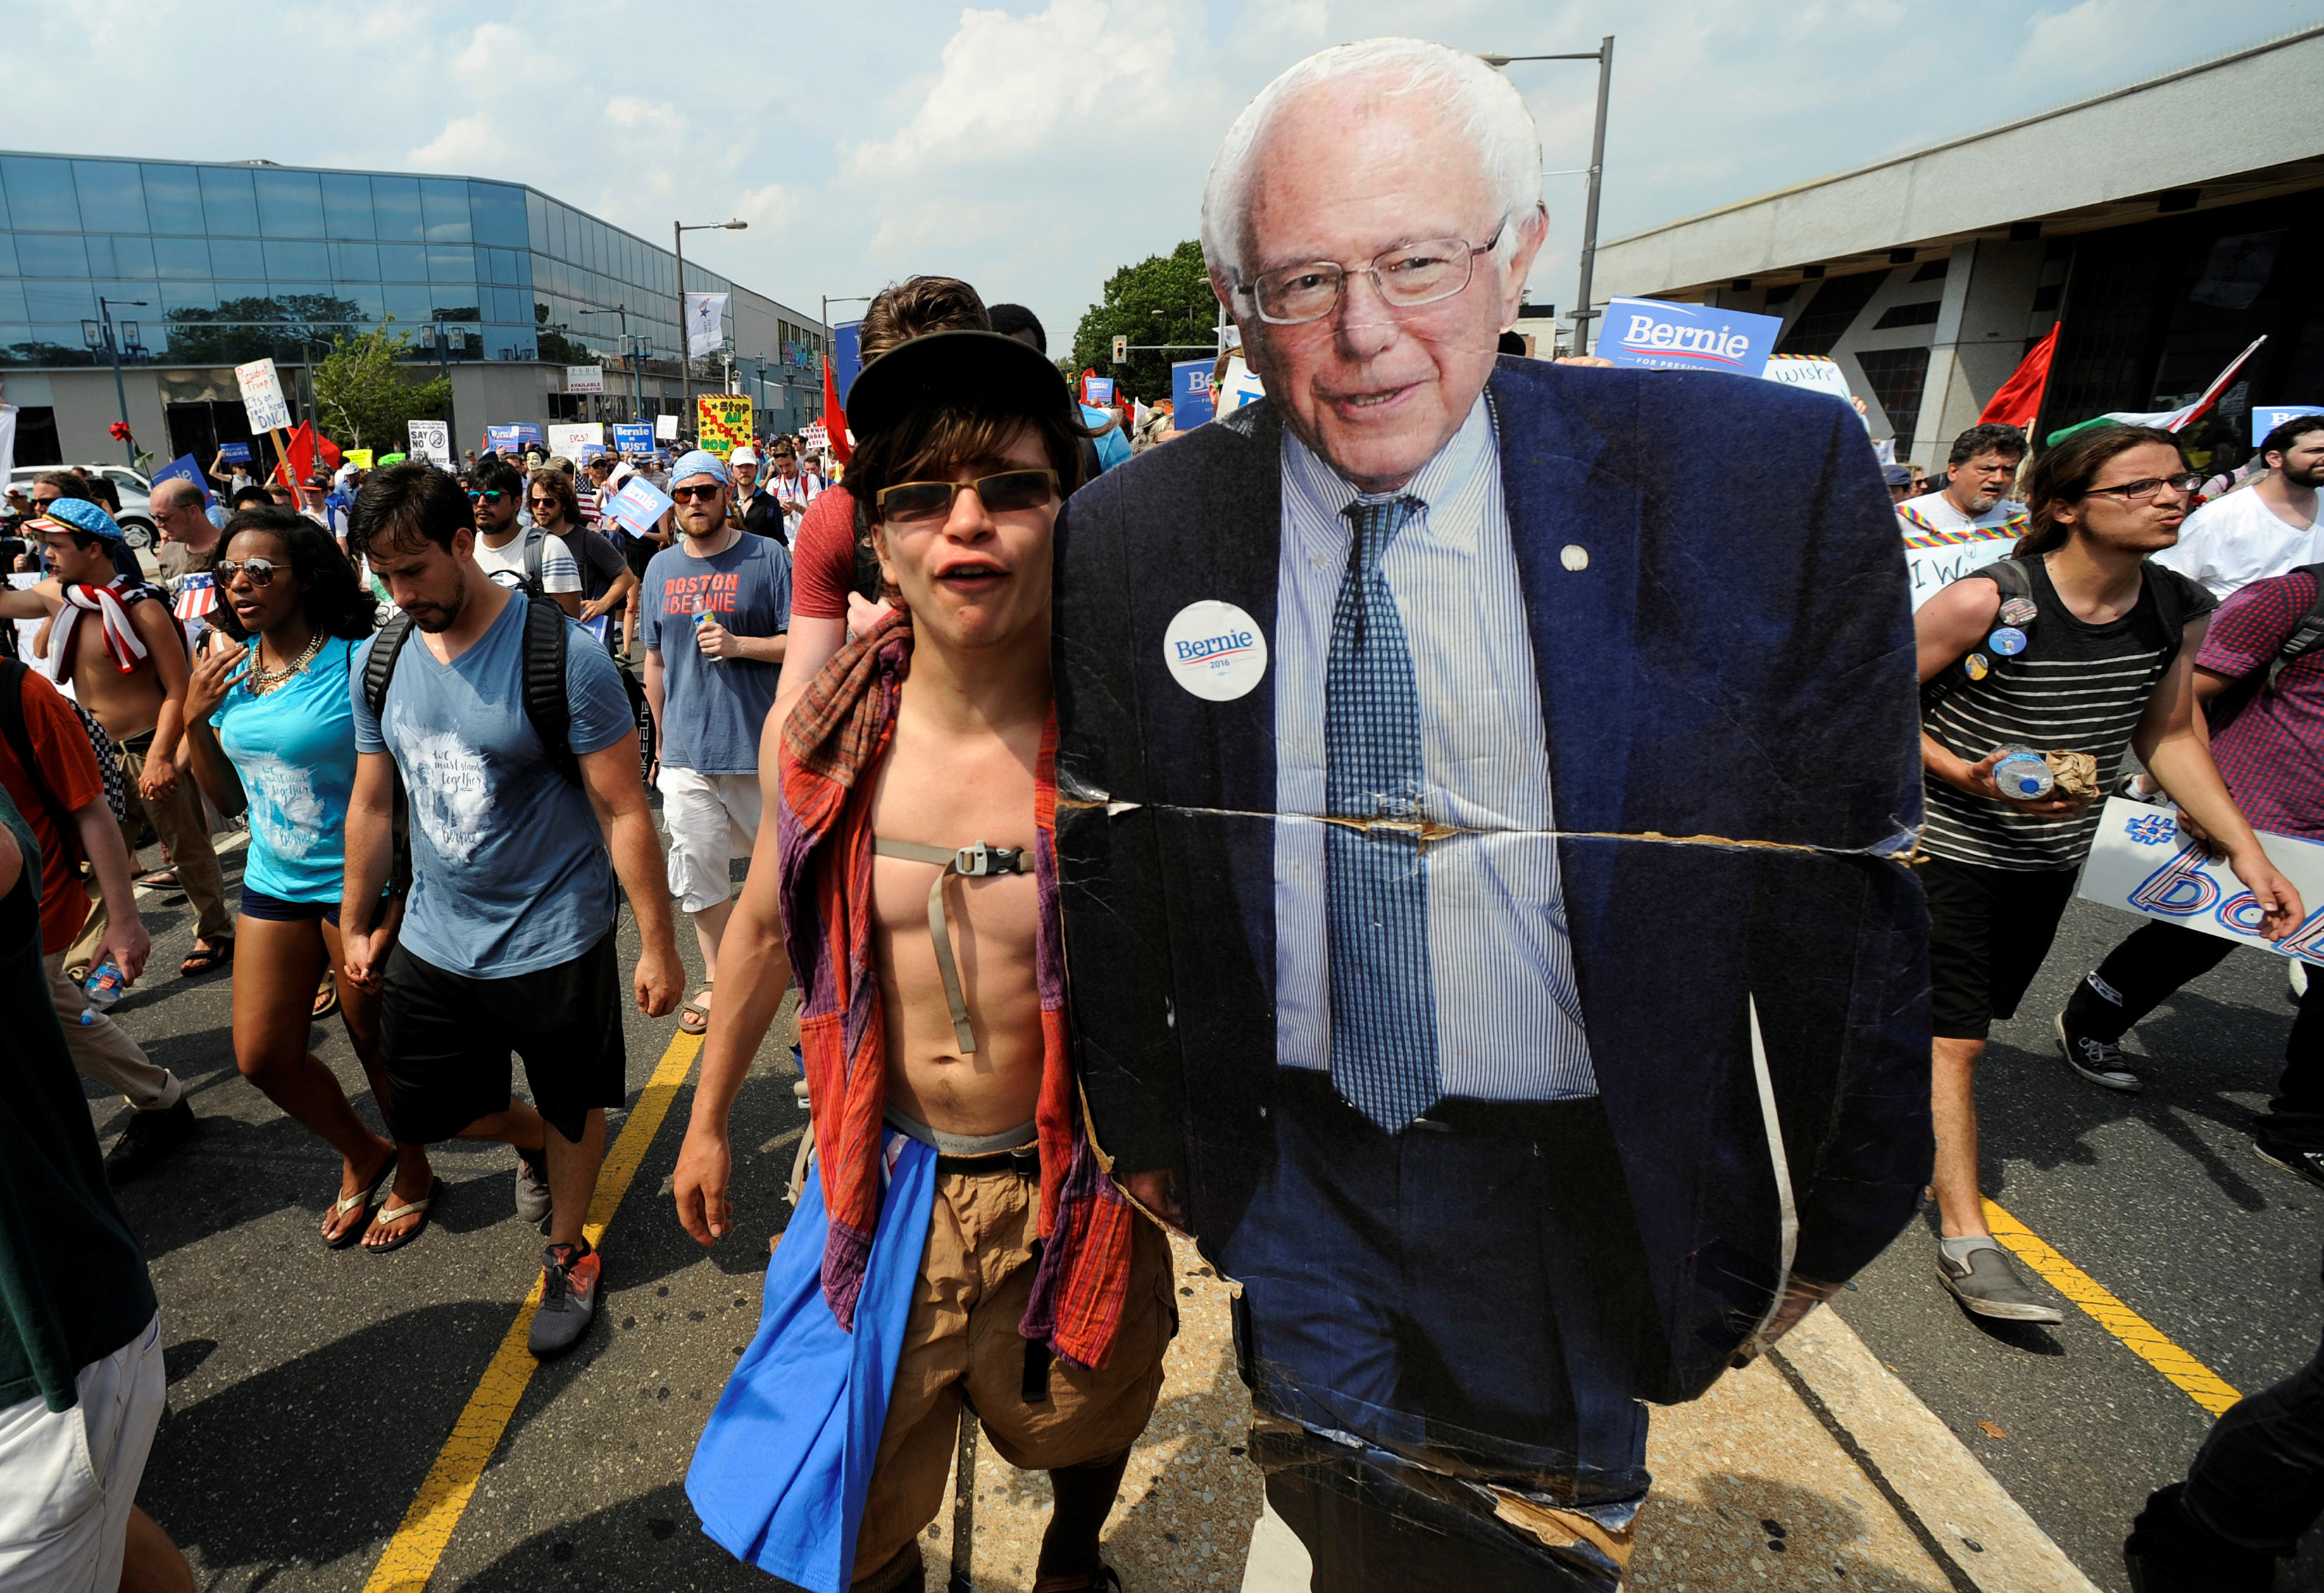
top-left (2080, 797), bottom-right (2324, 963)
top-left (606, 475), bottom-right (673, 537)
top-left (346, 449), bottom-right (374, 470)
top-left (235, 358), bottom-right (293, 433)
top-left (485, 423), bottom-right (544, 455)
top-left (546, 423), bottom-right (604, 461)
top-left (566, 365), bottom-right (606, 395)
top-left (655, 413), bottom-right (680, 442)
top-left (1763, 354), bottom-right (1853, 405)
top-left (1902, 528), bottom-right (2018, 609)
top-left (2253, 406), bottom-right (2324, 446)
top-left (1211, 354), bottom-right (1266, 420)
top-left (611, 422), bottom-right (656, 456)
top-left (1171, 359), bottom-right (1215, 430)
top-left (218, 441), bottom-right (253, 464)
top-left (803, 422), bottom-right (830, 453)
top-left (1082, 375), bottom-right (1116, 406)
top-left (149, 453), bottom-right (206, 501)
top-left (833, 321), bottom-right (863, 405)
top-left (1597, 297), bottom-right (1782, 380)
top-left (406, 419), bottom-right (451, 467)
top-left (696, 395), bottom-right (752, 457)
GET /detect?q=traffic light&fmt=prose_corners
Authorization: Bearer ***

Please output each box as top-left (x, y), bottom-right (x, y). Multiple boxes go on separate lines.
top-left (1111, 335), bottom-right (1127, 363)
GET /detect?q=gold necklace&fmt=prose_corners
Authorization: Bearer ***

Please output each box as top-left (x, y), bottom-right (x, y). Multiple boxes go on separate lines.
top-left (247, 631), bottom-right (325, 696)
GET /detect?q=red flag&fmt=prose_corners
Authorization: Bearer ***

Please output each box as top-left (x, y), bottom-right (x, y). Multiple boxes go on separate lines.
top-left (821, 358), bottom-right (851, 463)
top-left (1978, 324), bottom-right (2060, 433)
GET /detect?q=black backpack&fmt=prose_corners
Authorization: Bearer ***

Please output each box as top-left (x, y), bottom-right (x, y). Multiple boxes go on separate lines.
top-left (361, 591), bottom-right (580, 786)
top-left (2202, 561), bottom-right (2324, 731)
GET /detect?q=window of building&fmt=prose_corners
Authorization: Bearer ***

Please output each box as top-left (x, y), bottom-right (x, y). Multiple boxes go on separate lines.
top-left (3, 157), bottom-right (80, 231)
top-left (1774, 270), bottom-right (1887, 357)
top-left (255, 169), bottom-right (326, 238)
top-left (1854, 346), bottom-right (1932, 455)
top-left (420, 179), bottom-right (471, 244)
top-left (73, 161), bottom-right (148, 233)
top-left (140, 165), bottom-right (204, 235)
top-left (470, 182), bottom-right (529, 249)
top-left (209, 238), bottom-right (265, 278)
top-left (11, 406), bottom-right (61, 465)
top-left (265, 239), bottom-right (330, 279)
top-left (1870, 300), bottom-right (1940, 330)
top-left (372, 176), bottom-right (425, 244)
top-left (197, 166), bottom-right (260, 235)
top-left (320, 173), bottom-right (375, 241)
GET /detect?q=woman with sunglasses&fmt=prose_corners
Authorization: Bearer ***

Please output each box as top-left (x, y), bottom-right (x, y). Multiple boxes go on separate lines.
top-left (529, 468), bottom-right (635, 652)
top-left (177, 507), bottom-right (439, 1252)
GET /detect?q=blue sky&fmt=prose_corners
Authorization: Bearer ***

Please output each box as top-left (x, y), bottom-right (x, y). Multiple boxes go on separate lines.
top-left (7, 0), bottom-right (2318, 344)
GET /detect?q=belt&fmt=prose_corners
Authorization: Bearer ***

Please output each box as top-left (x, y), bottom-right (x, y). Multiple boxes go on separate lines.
top-left (1277, 1066), bottom-right (1598, 1140)
top-left (119, 729), bottom-right (156, 754)
top-left (935, 1142), bottom-right (1042, 1179)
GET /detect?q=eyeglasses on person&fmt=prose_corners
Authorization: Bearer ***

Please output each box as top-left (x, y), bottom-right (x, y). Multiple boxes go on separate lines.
top-left (2081, 473), bottom-right (2204, 503)
top-left (670, 483), bottom-right (725, 504)
top-left (875, 469), bottom-right (1060, 525)
top-left (1233, 223), bottom-right (1506, 326)
top-left (466, 489), bottom-right (506, 504)
top-left (527, 495), bottom-right (561, 510)
top-left (216, 558), bottom-right (279, 585)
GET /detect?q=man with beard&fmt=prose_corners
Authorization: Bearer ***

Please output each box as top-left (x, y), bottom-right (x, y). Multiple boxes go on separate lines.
top-left (1896, 421), bottom-right (2030, 542)
top-left (2157, 413), bottom-right (2324, 599)
top-left (341, 464), bottom-right (682, 1354)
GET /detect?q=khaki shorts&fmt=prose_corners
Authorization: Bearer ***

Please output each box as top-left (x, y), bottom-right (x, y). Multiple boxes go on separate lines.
top-left (851, 1166), bottom-right (1177, 1585)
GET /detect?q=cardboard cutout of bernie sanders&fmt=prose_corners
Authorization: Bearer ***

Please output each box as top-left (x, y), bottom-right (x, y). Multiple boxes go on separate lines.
top-left (1051, 38), bottom-right (1934, 1592)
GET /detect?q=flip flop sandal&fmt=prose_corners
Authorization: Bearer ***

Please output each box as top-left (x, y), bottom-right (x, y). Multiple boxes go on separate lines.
top-left (679, 983), bottom-right (714, 1036)
top-left (180, 938), bottom-right (235, 977)
top-left (137, 868), bottom-right (182, 890)
top-left (325, 1154), bottom-right (397, 1250)
top-left (368, 1176), bottom-right (442, 1255)
top-left (312, 970), bottom-right (340, 1020)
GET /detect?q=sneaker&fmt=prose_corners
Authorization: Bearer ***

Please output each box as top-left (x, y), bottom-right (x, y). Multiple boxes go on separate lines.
top-left (104, 1098), bottom-right (199, 1184)
top-left (527, 1242), bottom-right (601, 1358)
top-left (1937, 1239), bottom-right (2066, 1323)
top-left (513, 1149), bottom-right (552, 1227)
top-left (2055, 1013), bottom-right (2144, 1092)
top-left (2254, 1137), bottom-right (2324, 1192)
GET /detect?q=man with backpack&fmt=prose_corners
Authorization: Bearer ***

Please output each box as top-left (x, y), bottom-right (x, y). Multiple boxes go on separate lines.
top-left (1913, 425), bottom-right (2301, 1322)
top-left (463, 461), bottom-right (583, 620)
top-left (340, 464), bottom-right (682, 1354)
top-left (2058, 558), bottom-right (2324, 1179)
top-left (0, 658), bottom-right (198, 1180)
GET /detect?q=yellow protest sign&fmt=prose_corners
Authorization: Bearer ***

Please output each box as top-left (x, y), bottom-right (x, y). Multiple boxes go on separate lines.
top-left (696, 394), bottom-right (753, 457)
top-left (346, 449), bottom-right (374, 470)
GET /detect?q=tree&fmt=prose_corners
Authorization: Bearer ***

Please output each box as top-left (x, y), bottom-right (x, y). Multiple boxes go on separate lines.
top-left (1069, 240), bottom-right (1218, 404)
top-left (163, 294), bottom-right (366, 366)
top-left (313, 318), bottom-right (452, 452)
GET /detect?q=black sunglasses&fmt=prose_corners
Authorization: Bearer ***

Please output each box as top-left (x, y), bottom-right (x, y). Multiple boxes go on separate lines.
top-left (875, 469), bottom-right (1059, 525)
top-left (670, 483), bottom-right (725, 504)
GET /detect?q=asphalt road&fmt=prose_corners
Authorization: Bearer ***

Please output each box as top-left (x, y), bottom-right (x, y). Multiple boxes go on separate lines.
top-left (79, 841), bottom-right (2324, 1590)
top-left (1830, 894), bottom-right (2324, 1593)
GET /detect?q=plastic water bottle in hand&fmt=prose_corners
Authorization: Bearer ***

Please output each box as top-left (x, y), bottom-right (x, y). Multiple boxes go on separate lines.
top-left (694, 601), bottom-right (722, 663)
top-left (1990, 745), bottom-right (2056, 801)
top-left (80, 960), bottom-right (125, 1025)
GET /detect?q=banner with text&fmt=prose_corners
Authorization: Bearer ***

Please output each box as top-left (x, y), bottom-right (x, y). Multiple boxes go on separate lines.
top-left (235, 358), bottom-right (292, 434)
top-left (149, 453), bottom-right (206, 501)
top-left (407, 419), bottom-right (451, 467)
top-left (1597, 298), bottom-right (1782, 380)
top-left (566, 365), bottom-right (606, 395)
top-left (611, 422), bottom-right (656, 456)
top-left (1172, 359), bottom-right (1216, 430)
top-left (696, 394), bottom-right (753, 457)
top-left (2080, 797), bottom-right (2324, 963)
top-left (655, 413), bottom-right (680, 442)
top-left (2254, 406), bottom-right (2324, 447)
top-left (606, 475), bottom-right (674, 537)
top-left (546, 423), bottom-right (604, 461)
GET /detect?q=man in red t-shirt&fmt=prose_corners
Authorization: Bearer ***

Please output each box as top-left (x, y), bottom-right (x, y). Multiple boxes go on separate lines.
top-left (2059, 565), bottom-right (2324, 1181)
top-left (0, 665), bottom-right (197, 1178)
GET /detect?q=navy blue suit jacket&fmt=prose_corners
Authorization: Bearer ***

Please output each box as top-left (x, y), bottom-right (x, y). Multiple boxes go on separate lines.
top-left (1051, 358), bottom-right (1933, 1397)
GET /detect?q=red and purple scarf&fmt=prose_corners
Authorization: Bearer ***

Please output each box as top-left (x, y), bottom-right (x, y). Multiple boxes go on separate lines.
top-left (776, 606), bottom-right (1137, 1370)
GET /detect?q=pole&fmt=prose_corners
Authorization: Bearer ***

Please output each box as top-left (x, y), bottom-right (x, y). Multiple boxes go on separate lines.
top-left (1570, 36), bottom-right (1615, 356)
top-left (98, 299), bottom-right (135, 465)
top-left (675, 223), bottom-right (689, 436)
top-left (434, 321), bottom-right (458, 466)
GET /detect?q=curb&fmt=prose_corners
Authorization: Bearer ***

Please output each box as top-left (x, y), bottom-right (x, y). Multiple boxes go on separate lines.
top-left (1768, 1305), bottom-right (2101, 1593)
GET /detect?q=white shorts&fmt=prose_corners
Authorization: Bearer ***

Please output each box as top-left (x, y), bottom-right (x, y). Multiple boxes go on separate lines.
top-left (0, 1314), bottom-right (165, 1593)
top-left (658, 766), bottom-right (763, 913)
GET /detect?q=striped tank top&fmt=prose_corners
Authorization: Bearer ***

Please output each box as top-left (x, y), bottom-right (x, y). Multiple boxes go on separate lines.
top-left (1920, 556), bottom-right (2213, 871)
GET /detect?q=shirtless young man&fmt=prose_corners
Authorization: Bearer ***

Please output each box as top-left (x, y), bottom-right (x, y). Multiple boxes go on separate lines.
top-left (2, 494), bottom-right (235, 986)
top-left (679, 331), bottom-right (1172, 1593)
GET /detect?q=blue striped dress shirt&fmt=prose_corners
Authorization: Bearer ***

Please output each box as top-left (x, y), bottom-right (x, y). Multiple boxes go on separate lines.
top-left (1272, 394), bottom-right (1598, 1101)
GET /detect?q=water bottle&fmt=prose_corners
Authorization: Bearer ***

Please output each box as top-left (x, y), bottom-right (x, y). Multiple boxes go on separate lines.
top-left (1990, 745), bottom-right (2055, 801)
top-left (694, 601), bottom-right (722, 663)
top-left (80, 959), bottom-right (125, 1025)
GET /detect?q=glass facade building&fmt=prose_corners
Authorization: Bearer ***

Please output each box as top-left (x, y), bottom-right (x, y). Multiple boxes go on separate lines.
top-left (0, 152), bottom-right (824, 380)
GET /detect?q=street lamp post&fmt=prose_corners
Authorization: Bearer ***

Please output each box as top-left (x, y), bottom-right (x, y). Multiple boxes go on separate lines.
top-left (1480, 35), bottom-right (1614, 355)
top-left (674, 220), bottom-right (746, 436)
top-left (85, 296), bottom-right (149, 464)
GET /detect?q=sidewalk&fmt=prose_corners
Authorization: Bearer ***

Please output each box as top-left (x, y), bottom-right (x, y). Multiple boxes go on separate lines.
top-left (918, 1239), bottom-right (2101, 1592)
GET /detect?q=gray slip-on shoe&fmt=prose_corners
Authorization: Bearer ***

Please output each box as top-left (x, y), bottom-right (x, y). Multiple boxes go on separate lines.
top-left (1937, 1239), bottom-right (2066, 1323)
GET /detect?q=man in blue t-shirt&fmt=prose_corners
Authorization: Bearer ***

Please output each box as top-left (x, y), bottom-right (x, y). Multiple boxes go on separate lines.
top-left (642, 450), bottom-right (791, 1037)
top-left (342, 464), bottom-right (682, 1358)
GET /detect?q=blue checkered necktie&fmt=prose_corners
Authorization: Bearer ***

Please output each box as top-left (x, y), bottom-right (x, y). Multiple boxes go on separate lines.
top-left (1325, 495), bottom-right (1439, 1132)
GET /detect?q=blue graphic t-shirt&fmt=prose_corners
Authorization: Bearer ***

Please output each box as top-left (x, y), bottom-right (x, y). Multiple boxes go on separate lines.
top-left (641, 534), bottom-right (792, 775)
top-left (209, 635), bottom-right (361, 904)
top-left (351, 595), bottom-right (635, 977)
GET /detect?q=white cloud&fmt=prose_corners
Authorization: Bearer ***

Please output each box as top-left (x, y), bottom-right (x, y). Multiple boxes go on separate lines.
top-left (408, 113), bottom-right (511, 172)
